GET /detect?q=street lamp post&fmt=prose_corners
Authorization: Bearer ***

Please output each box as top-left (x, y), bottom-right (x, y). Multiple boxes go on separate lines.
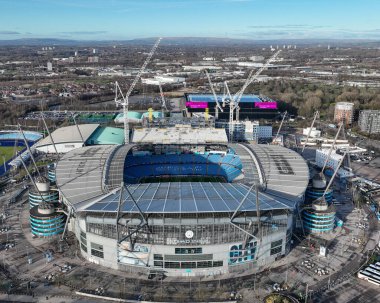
top-left (305, 283), bottom-right (309, 303)
top-left (2, 155), bottom-right (6, 173)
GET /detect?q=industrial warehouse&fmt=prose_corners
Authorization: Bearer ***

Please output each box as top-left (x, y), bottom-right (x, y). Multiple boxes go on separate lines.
top-left (53, 127), bottom-right (309, 277)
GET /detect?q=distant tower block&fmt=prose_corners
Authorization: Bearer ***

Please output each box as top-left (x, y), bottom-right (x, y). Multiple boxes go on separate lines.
top-left (47, 61), bottom-right (52, 71)
top-left (88, 56), bottom-right (99, 63)
top-left (93, 48), bottom-right (97, 54)
top-left (74, 51), bottom-right (78, 57)
top-left (334, 102), bottom-right (354, 125)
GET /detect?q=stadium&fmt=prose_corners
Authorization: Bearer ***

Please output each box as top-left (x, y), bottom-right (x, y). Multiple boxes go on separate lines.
top-left (0, 130), bottom-right (43, 176)
top-left (0, 130), bottom-right (42, 147)
top-left (55, 127), bottom-right (308, 277)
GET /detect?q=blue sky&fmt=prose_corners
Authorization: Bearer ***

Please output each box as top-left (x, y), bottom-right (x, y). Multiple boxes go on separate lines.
top-left (1, 0), bottom-right (380, 40)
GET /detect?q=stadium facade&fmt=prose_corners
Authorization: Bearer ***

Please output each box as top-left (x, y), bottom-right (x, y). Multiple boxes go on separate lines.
top-left (55, 127), bottom-right (308, 277)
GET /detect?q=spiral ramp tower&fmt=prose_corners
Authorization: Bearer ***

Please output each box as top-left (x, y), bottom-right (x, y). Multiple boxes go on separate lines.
top-left (302, 173), bottom-right (336, 233)
top-left (29, 176), bottom-right (59, 208)
top-left (29, 176), bottom-right (66, 237)
top-left (47, 163), bottom-right (56, 184)
top-left (302, 197), bottom-right (336, 233)
top-left (305, 173), bottom-right (333, 204)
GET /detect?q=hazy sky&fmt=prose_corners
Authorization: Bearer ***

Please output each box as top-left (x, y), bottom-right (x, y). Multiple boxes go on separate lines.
top-left (1, 0), bottom-right (380, 40)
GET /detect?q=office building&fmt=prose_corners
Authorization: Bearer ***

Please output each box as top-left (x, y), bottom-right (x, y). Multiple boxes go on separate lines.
top-left (358, 110), bottom-right (380, 134)
top-left (334, 102), bottom-right (354, 125)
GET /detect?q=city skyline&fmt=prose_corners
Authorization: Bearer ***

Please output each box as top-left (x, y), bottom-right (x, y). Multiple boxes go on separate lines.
top-left (1, 0), bottom-right (380, 40)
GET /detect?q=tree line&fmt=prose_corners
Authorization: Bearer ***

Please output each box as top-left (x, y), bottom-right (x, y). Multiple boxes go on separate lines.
top-left (249, 79), bottom-right (380, 119)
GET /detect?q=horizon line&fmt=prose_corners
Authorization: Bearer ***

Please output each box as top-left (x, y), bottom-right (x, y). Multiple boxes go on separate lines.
top-left (0, 36), bottom-right (380, 42)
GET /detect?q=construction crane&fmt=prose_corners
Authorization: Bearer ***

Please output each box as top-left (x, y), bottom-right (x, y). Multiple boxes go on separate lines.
top-left (204, 70), bottom-right (223, 119)
top-left (222, 81), bottom-right (236, 141)
top-left (115, 38), bottom-right (161, 144)
top-left (231, 69), bottom-right (254, 124)
top-left (157, 81), bottom-right (167, 117)
top-left (222, 50), bottom-right (281, 142)
top-left (232, 50), bottom-right (281, 118)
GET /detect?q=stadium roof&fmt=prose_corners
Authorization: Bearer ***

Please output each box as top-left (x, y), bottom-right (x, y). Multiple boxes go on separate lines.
top-left (35, 124), bottom-right (99, 147)
top-left (243, 144), bottom-right (309, 199)
top-left (56, 145), bottom-right (122, 208)
top-left (132, 126), bottom-right (228, 144)
top-left (82, 182), bottom-right (294, 214)
top-left (86, 127), bottom-right (124, 145)
top-left (56, 142), bottom-right (308, 213)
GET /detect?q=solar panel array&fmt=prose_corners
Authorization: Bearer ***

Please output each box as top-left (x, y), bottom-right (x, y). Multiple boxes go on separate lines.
top-left (83, 182), bottom-right (293, 214)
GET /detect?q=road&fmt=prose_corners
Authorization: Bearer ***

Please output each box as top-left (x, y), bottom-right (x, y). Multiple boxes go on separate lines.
top-left (351, 158), bottom-right (380, 184)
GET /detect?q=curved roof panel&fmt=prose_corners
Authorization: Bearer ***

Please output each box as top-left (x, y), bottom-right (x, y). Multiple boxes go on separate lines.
top-left (86, 127), bottom-right (124, 145)
top-left (56, 142), bottom-right (308, 213)
top-left (81, 182), bottom-right (294, 214)
top-left (35, 124), bottom-right (99, 147)
top-left (244, 144), bottom-right (309, 200)
top-left (56, 145), bottom-right (117, 208)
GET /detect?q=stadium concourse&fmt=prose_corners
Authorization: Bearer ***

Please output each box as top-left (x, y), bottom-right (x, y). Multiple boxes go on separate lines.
top-left (55, 126), bottom-right (309, 277)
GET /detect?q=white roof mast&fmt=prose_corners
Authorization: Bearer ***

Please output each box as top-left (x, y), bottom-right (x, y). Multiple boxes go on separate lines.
top-left (115, 38), bottom-right (162, 144)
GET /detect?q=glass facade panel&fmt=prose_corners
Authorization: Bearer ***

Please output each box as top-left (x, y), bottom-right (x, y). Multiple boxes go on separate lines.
top-left (270, 239), bottom-right (283, 256)
top-left (91, 242), bottom-right (104, 258)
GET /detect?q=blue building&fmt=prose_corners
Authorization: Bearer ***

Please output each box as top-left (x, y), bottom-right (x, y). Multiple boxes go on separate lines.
top-left (29, 176), bottom-right (66, 237)
top-left (0, 130), bottom-right (42, 147)
top-left (305, 173), bottom-right (333, 204)
top-left (30, 204), bottom-right (66, 237)
top-left (185, 93), bottom-right (279, 120)
top-left (302, 197), bottom-right (336, 233)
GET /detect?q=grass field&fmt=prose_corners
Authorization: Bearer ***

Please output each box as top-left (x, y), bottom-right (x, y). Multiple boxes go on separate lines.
top-left (0, 146), bottom-right (25, 166)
